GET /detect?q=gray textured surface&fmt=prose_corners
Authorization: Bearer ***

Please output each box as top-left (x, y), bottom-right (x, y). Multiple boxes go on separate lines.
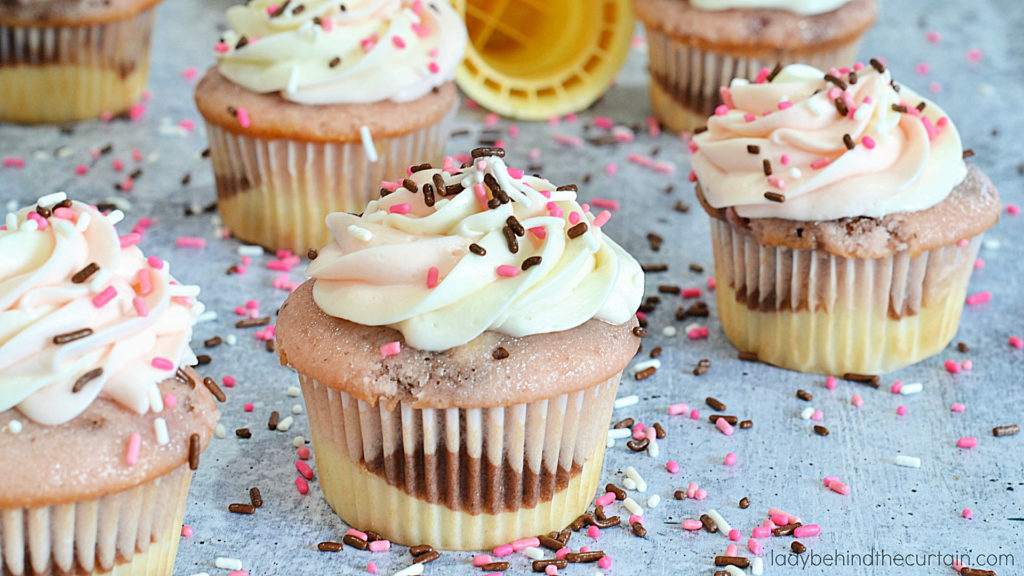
top-left (1, 1), bottom-right (1023, 574)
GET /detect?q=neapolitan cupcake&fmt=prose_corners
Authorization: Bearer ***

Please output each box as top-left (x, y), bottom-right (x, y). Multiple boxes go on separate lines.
top-left (691, 61), bottom-right (1001, 375)
top-left (276, 150), bottom-right (644, 549)
top-left (0, 0), bottom-right (165, 124)
top-left (195, 0), bottom-right (467, 253)
top-left (0, 194), bottom-right (220, 575)
top-left (632, 0), bottom-right (877, 133)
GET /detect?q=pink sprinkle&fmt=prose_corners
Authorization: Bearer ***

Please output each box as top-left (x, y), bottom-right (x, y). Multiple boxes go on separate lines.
top-left (689, 409), bottom-right (701, 420)
top-left (926, 30), bottom-right (942, 44)
top-left (771, 513), bottom-right (790, 525)
top-left (380, 341), bottom-right (401, 357)
top-left (132, 296), bottom-right (149, 317)
top-left (591, 198), bottom-right (620, 211)
top-left (751, 527), bottom-right (770, 539)
top-left (605, 162), bottom-right (618, 176)
top-left (2, 156), bottom-right (24, 168)
top-left (388, 203), bottom-right (411, 215)
top-left (243, 402), bottom-right (255, 412)
top-left (1009, 336), bottom-right (1023, 349)
top-left (223, 375), bottom-right (236, 387)
top-left (915, 62), bottom-right (931, 75)
top-left (951, 403), bottom-right (966, 412)
top-left (778, 101), bottom-right (793, 110)
top-left (929, 81), bottom-right (943, 94)
top-left (896, 405), bottom-right (908, 416)
top-left (183, 67), bottom-right (198, 81)
top-left (962, 508), bottom-right (974, 520)
top-left (297, 446), bottom-right (311, 460)
top-left (295, 477), bottom-right (309, 494)
top-left (793, 524), bottom-right (820, 538)
top-left (75, 164), bottom-right (89, 176)
top-left (811, 410), bottom-right (823, 421)
top-left (780, 154), bottom-right (791, 166)
top-left (744, 113), bottom-right (756, 123)
top-left (862, 136), bottom-right (876, 149)
top-left (236, 107), bottom-right (251, 129)
top-left (360, 34), bottom-right (379, 51)
top-left (767, 176), bottom-right (785, 189)
top-left (728, 529), bottom-right (741, 541)
top-left (829, 480), bottom-right (851, 495)
top-left (174, 236), bottom-right (205, 248)
top-left (666, 460), bottom-right (680, 474)
top-left (151, 357), bottom-right (174, 371)
top-left (552, 133), bottom-right (583, 147)
top-left (92, 286), bottom-right (118, 308)
top-left (125, 432), bottom-right (142, 467)
top-left (966, 48), bottom-right (983, 62)
top-left (391, 35), bottom-right (406, 49)
top-left (513, 537), bottom-right (540, 551)
top-left (682, 519), bottom-right (703, 531)
top-left (427, 61), bottom-right (440, 74)
top-left (544, 565), bottom-right (557, 576)
top-left (474, 183), bottom-right (490, 210)
top-left (596, 492), bottom-right (616, 507)
top-left (695, 489), bottom-right (707, 500)
top-left (568, 211), bottom-right (581, 225)
top-left (213, 40), bottom-right (230, 53)
top-left (726, 544), bottom-right (738, 557)
top-left (506, 167), bottom-right (525, 179)
top-left (716, 417), bottom-right (734, 436)
top-left (53, 207), bottom-right (75, 220)
top-left (852, 394), bottom-right (864, 407)
top-left (754, 67), bottom-right (771, 84)
top-left (496, 265), bottom-right (520, 278)
top-left (681, 287), bottom-right (701, 299)
top-left (810, 157), bottom-right (831, 170)
top-left (592, 210), bottom-right (611, 228)
top-left (707, 276), bottom-right (716, 291)
top-left (714, 104), bottom-right (729, 116)
top-left (473, 555), bottom-right (493, 567)
top-left (530, 227), bottom-right (547, 240)
top-left (366, 564), bottom-right (377, 575)
top-left (945, 360), bottom-right (962, 374)
top-left (112, 158), bottom-right (124, 172)
top-left (181, 525), bottom-right (193, 537)
top-left (974, 258), bottom-right (985, 270)
top-left (598, 556), bottom-right (612, 570)
top-left (587, 525), bottom-right (600, 538)
top-left (966, 291), bottom-right (991, 306)
top-left (493, 544), bottom-right (514, 557)
top-left (426, 266), bottom-right (440, 289)
top-left (1008, 204), bottom-right (1021, 215)
top-left (163, 393), bottom-right (178, 409)
top-left (668, 403), bottom-right (689, 415)
top-left (724, 452), bottom-right (737, 466)
top-left (957, 437), bottom-right (978, 449)
top-left (147, 255), bottom-right (164, 270)
top-left (295, 460), bottom-right (315, 480)
top-left (632, 422), bottom-right (646, 440)
top-left (347, 529), bottom-right (368, 540)
top-left (687, 326), bottom-right (709, 340)
top-left (719, 86), bottom-right (735, 109)
top-left (368, 540), bottom-right (390, 553)
top-left (825, 375), bottom-right (837, 390)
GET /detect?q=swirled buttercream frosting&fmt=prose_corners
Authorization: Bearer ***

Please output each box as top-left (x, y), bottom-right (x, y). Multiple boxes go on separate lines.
top-left (0, 196), bottom-right (202, 425)
top-left (215, 0), bottom-right (467, 104)
top-left (307, 151), bottom-right (645, 351)
top-left (692, 61), bottom-right (967, 221)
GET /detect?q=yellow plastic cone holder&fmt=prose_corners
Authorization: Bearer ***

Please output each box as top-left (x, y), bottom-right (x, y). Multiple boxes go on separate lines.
top-left (451, 0), bottom-right (635, 121)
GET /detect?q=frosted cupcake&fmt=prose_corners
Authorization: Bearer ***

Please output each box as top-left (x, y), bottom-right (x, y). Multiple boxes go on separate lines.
top-left (0, 194), bottom-right (220, 575)
top-left (691, 61), bottom-right (1001, 375)
top-left (276, 150), bottom-right (644, 549)
top-left (633, 0), bottom-right (877, 133)
top-left (0, 0), bottom-right (165, 123)
top-left (195, 0), bottom-right (467, 253)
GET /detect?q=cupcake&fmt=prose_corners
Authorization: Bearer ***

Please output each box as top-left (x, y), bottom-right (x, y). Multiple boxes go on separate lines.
top-left (691, 61), bottom-right (1001, 375)
top-left (0, 194), bottom-right (220, 575)
top-left (195, 0), bottom-right (468, 254)
top-left (0, 0), bottom-right (165, 124)
top-left (632, 0), bottom-right (877, 133)
top-left (276, 150), bottom-right (644, 549)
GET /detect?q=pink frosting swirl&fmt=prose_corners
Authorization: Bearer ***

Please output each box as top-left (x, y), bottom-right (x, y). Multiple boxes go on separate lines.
top-left (692, 63), bottom-right (967, 221)
top-left (0, 198), bottom-right (202, 425)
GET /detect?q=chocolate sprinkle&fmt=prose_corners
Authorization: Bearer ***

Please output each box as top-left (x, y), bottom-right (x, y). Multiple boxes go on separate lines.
top-left (188, 434), bottom-right (200, 470)
top-left (567, 222), bottom-right (588, 239)
top-left (843, 133), bottom-right (856, 150)
top-left (521, 256), bottom-right (542, 271)
top-left (556, 184), bottom-right (578, 192)
top-left (53, 328), bottom-right (94, 345)
top-left (642, 263), bottom-right (668, 272)
top-left (739, 420), bottom-right (753, 429)
top-left (834, 97), bottom-right (849, 117)
top-left (343, 535), bottom-right (368, 550)
top-left (706, 396), bottom-right (727, 411)
top-left (764, 191), bottom-right (786, 203)
top-left (653, 422), bottom-right (666, 439)
top-left (869, 58), bottom-right (885, 73)
top-left (843, 372), bottom-right (880, 387)
top-left (766, 62), bottom-right (783, 82)
top-left (849, 70), bottom-right (858, 85)
top-left (566, 551), bottom-right (605, 563)
top-left (422, 183), bottom-right (435, 207)
top-left (963, 149), bottom-right (975, 159)
top-left (891, 104), bottom-right (909, 114)
top-left (203, 377), bottom-right (227, 402)
top-left (739, 497), bottom-right (750, 509)
top-left (813, 425), bottom-right (830, 436)
top-left (824, 73), bottom-right (847, 91)
top-left (612, 418), bottom-right (634, 430)
top-left (626, 437), bottom-right (649, 451)
top-left (693, 358), bottom-right (712, 376)
top-left (328, 56), bottom-right (341, 68)
top-left (715, 556), bottom-right (750, 568)
top-left (797, 389), bottom-right (813, 401)
top-left (763, 158), bottom-right (772, 176)
top-left (235, 428), bottom-right (252, 439)
top-left (916, 101), bottom-right (927, 112)
top-left (205, 336), bottom-right (223, 347)
top-left (747, 144), bottom-right (760, 154)
top-left (993, 424), bottom-right (1020, 437)
top-left (700, 513), bottom-right (718, 532)
top-left (236, 317), bottom-right (271, 328)
top-left (606, 483), bottom-right (627, 500)
top-left (674, 489), bottom-right (687, 500)
top-left (733, 351), bottom-right (758, 361)
top-left (791, 541), bottom-right (807, 554)
top-left (709, 414), bottom-right (737, 425)
top-left (468, 243), bottom-right (486, 256)
top-left (635, 366), bottom-right (656, 381)
top-left (72, 367), bottom-right (103, 393)
top-left (481, 562), bottom-right (510, 571)
top-left (471, 146), bottom-right (505, 158)
top-left (268, 411), bottom-right (280, 430)
top-left (960, 568), bottom-right (996, 576)
top-left (402, 178), bottom-right (418, 193)
top-left (631, 521), bottom-right (647, 537)
top-left (250, 487), bottom-right (263, 507)
top-left (317, 542), bottom-right (343, 552)
top-left (533, 559), bottom-right (568, 572)
top-left (413, 551), bottom-right (440, 565)
top-left (71, 262), bottom-right (100, 284)
top-left (229, 503), bottom-right (255, 514)
top-left (492, 346), bottom-right (509, 360)
top-left (774, 522), bottom-right (802, 536)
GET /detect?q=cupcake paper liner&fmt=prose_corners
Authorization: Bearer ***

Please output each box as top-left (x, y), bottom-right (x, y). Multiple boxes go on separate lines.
top-left (644, 27), bottom-right (862, 133)
top-left (710, 217), bottom-right (983, 375)
top-left (0, 10), bottom-right (157, 124)
top-left (205, 104), bottom-right (456, 254)
top-left (0, 465), bottom-right (192, 576)
top-left (299, 372), bottom-right (621, 550)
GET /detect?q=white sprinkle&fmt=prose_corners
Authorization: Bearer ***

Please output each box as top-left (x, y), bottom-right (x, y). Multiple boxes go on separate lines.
top-left (800, 406), bottom-right (815, 420)
top-left (105, 209), bottom-right (125, 225)
top-left (168, 284), bottom-right (201, 298)
top-left (779, 94), bottom-right (790, 103)
top-left (730, 78), bottom-right (750, 87)
top-left (894, 455), bottom-right (921, 468)
top-left (347, 224), bottom-right (373, 242)
top-left (899, 382), bottom-right (923, 395)
top-left (292, 436), bottom-right (306, 447)
top-left (237, 244), bottom-right (264, 256)
top-left (583, 233), bottom-right (600, 254)
top-left (187, 573), bottom-right (210, 576)
top-left (55, 147), bottom-right (74, 159)
top-left (622, 477), bottom-right (637, 490)
top-left (647, 494), bottom-right (661, 509)
top-left (523, 547), bottom-right (545, 560)
top-left (606, 438), bottom-right (615, 448)
top-left (360, 125), bottom-right (379, 163)
top-left (607, 428), bottom-right (631, 440)
top-left (4, 200), bottom-right (17, 212)
top-left (36, 191), bottom-right (67, 206)
top-left (276, 416), bottom-right (294, 432)
top-left (19, 219), bottom-right (38, 232)
top-left (725, 565), bottom-right (746, 576)
top-left (286, 66), bottom-right (300, 94)
top-left (225, 334), bottom-right (238, 346)
top-left (683, 322), bottom-right (702, 334)
top-left (662, 325), bottom-right (677, 337)
top-left (75, 211), bottom-right (91, 231)
top-left (214, 424), bottom-right (227, 438)
top-left (148, 385), bottom-right (164, 413)
top-left (789, 167), bottom-right (802, 179)
top-left (214, 558), bottom-right (243, 571)
top-left (287, 386), bottom-right (302, 397)
top-left (647, 436), bottom-right (659, 458)
top-left (393, 563), bottom-right (425, 576)
top-left (622, 497), bottom-right (644, 516)
top-left (154, 418), bottom-right (170, 445)
top-left (32, 150), bottom-right (49, 161)
top-left (983, 238), bottom-right (1000, 250)
top-left (854, 105), bottom-right (872, 121)
top-left (197, 310), bottom-right (219, 323)
top-left (806, 95), bottom-right (832, 116)
top-left (7, 420), bottom-right (22, 434)
top-left (4, 213), bottom-right (17, 230)
top-left (707, 509), bottom-right (732, 535)
top-left (292, 404), bottom-right (303, 414)
top-left (88, 268), bottom-right (112, 293)
top-left (613, 394), bottom-right (639, 409)
top-left (751, 557), bottom-right (764, 575)
top-left (625, 466), bottom-right (647, 492)
top-left (631, 360), bottom-right (660, 374)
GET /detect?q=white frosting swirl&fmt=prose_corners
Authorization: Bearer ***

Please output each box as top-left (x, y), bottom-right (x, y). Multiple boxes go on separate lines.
top-left (308, 156), bottom-right (645, 351)
top-left (216, 0), bottom-right (467, 104)
top-left (688, 0), bottom-right (852, 16)
top-left (0, 200), bottom-right (202, 425)
top-left (692, 63), bottom-right (967, 221)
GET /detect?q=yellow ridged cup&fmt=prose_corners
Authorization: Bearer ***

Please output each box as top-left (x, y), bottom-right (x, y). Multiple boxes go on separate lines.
top-left (450, 0), bottom-right (635, 120)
